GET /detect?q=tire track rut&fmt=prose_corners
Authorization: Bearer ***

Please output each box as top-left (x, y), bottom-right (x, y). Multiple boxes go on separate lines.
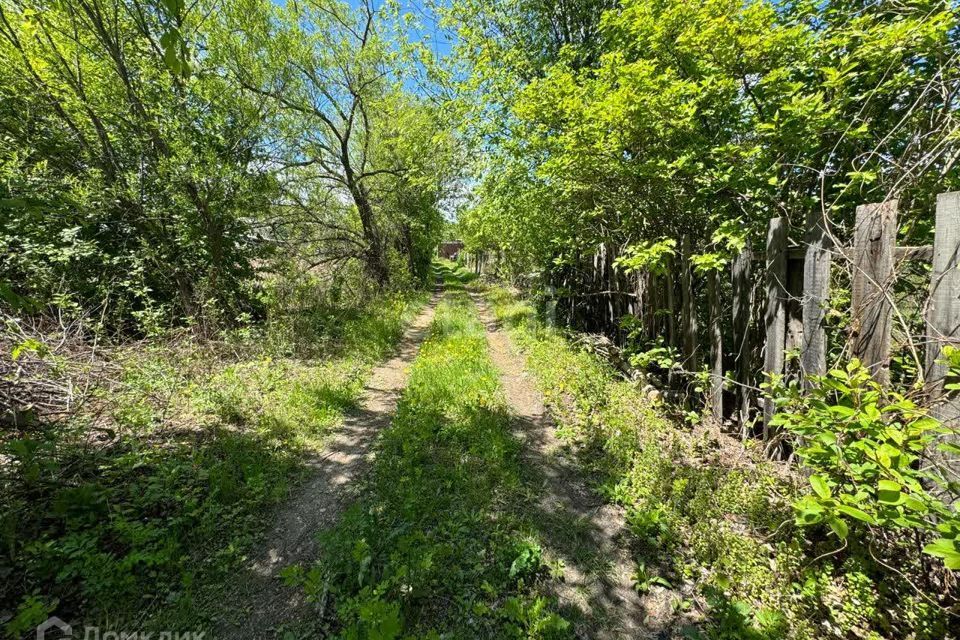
top-left (220, 291), bottom-right (440, 638)
top-left (474, 294), bottom-right (677, 639)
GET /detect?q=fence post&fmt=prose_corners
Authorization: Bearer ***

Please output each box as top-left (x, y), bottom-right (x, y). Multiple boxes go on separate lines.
top-left (926, 192), bottom-right (960, 460)
top-left (636, 269), bottom-right (649, 340)
top-left (801, 210), bottom-right (833, 383)
top-left (665, 257), bottom-right (677, 349)
top-left (648, 271), bottom-right (660, 341)
top-left (732, 246), bottom-right (753, 437)
top-left (605, 243), bottom-right (617, 332)
top-left (681, 235), bottom-right (699, 373)
top-left (763, 218), bottom-right (788, 436)
top-left (851, 200), bottom-right (898, 385)
top-left (545, 284), bottom-right (557, 328)
top-left (708, 269), bottom-right (723, 422)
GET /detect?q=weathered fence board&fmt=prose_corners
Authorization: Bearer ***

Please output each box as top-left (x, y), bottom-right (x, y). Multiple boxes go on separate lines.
top-left (545, 284), bottom-right (557, 328)
top-left (785, 257), bottom-right (805, 372)
top-left (665, 258), bottom-right (677, 349)
top-left (801, 210), bottom-right (833, 382)
top-left (520, 191), bottom-right (954, 458)
top-left (732, 246), bottom-right (753, 436)
top-left (681, 235), bottom-right (699, 372)
top-left (763, 218), bottom-right (788, 434)
top-left (926, 192), bottom-right (960, 433)
top-left (788, 245), bottom-right (932, 261)
top-left (708, 269), bottom-right (723, 422)
top-left (851, 200), bottom-right (898, 385)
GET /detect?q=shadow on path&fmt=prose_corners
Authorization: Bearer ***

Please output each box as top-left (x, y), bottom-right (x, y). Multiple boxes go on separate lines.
top-left (217, 289), bottom-right (441, 639)
top-left (473, 294), bottom-right (688, 640)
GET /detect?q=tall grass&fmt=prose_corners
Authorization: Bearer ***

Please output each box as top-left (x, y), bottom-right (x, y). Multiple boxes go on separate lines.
top-left (482, 285), bottom-right (950, 640)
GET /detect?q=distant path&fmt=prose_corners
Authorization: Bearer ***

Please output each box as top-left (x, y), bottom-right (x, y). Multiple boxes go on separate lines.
top-left (220, 290), bottom-right (440, 639)
top-left (473, 294), bottom-right (674, 639)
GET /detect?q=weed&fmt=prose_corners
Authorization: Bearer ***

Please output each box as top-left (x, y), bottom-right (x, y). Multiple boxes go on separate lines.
top-left (631, 562), bottom-right (672, 594)
top-left (482, 285), bottom-right (951, 639)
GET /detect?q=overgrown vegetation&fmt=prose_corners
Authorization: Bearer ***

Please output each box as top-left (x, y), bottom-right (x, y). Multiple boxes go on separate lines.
top-left (3, 0), bottom-right (959, 637)
top-left (772, 360), bottom-right (960, 571)
top-left (484, 285), bottom-right (953, 640)
top-left (449, 3), bottom-right (960, 635)
top-left (1, 285), bottom-right (426, 636)
top-left (0, 0), bottom-right (459, 334)
top-left (285, 275), bottom-right (569, 639)
top-left (453, 0), bottom-right (958, 282)
top-left (1, 0), bottom-right (456, 632)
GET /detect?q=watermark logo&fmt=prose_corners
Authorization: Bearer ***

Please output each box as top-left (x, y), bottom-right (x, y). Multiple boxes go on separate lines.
top-left (34, 618), bottom-right (204, 640)
top-left (36, 617), bottom-right (71, 640)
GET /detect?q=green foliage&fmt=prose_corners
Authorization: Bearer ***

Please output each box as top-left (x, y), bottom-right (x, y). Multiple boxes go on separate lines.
top-left (699, 588), bottom-right (788, 640)
top-left (485, 285), bottom-right (951, 639)
top-left (0, 0), bottom-right (458, 332)
top-left (631, 561), bottom-right (671, 594)
top-left (3, 595), bottom-right (57, 639)
top-left (509, 540), bottom-right (545, 579)
top-left (452, 0), bottom-right (958, 336)
top-left (771, 360), bottom-right (960, 569)
top-left (626, 506), bottom-right (672, 551)
top-left (0, 0), bottom-right (275, 330)
top-left (620, 317), bottom-right (680, 377)
top-left (215, 0), bottom-right (461, 288)
top-left (0, 289), bottom-right (424, 631)
top-left (613, 239), bottom-right (676, 276)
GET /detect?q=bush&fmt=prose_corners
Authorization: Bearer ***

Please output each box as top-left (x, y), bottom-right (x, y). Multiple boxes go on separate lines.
top-left (770, 359), bottom-right (960, 570)
top-left (0, 287), bottom-right (426, 632)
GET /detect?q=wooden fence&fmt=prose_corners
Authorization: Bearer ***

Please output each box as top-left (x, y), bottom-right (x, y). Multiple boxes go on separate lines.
top-left (642, 192), bottom-right (960, 444)
top-left (462, 192), bottom-right (960, 452)
top-left (460, 250), bottom-right (496, 277)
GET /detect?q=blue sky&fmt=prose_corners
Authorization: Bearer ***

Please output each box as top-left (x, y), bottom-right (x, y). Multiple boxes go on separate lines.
top-left (269, 0), bottom-right (459, 96)
top-left (270, 0), bottom-right (457, 60)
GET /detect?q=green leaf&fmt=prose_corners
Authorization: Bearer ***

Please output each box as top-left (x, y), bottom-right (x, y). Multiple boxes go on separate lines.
top-left (835, 504), bottom-right (875, 524)
top-left (816, 431), bottom-right (838, 445)
top-left (809, 475), bottom-right (831, 499)
top-left (828, 517), bottom-right (849, 539)
top-left (923, 539), bottom-right (960, 570)
top-left (163, 41), bottom-right (182, 75)
top-left (903, 496), bottom-right (929, 513)
top-left (877, 480), bottom-right (902, 505)
top-left (938, 442), bottom-right (960, 456)
top-left (160, 0), bottom-right (184, 17)
top-left (12, 338), bottom-right (45, 360)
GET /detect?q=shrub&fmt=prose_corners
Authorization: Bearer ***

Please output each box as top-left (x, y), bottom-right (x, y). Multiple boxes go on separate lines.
top-left (485, 285), bottom-right (953, 639)
top-left (770, 359), bottom-right (960, 570)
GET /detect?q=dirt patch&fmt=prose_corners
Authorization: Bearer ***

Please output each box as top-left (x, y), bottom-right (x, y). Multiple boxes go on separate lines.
top-left (473, 294), bottom-right (689, 640)
top-left (217, 292), bottom-right (440, 638)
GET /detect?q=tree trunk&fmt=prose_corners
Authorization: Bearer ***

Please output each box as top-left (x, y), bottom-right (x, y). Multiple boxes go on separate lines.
top-left (401, 223), bottom-right (419, 281)
top-left (348, 181), bottom-right (389, 285)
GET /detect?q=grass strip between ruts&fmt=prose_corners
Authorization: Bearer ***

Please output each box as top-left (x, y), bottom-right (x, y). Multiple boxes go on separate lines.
top-left (292, 278), bottom-right (570, 639)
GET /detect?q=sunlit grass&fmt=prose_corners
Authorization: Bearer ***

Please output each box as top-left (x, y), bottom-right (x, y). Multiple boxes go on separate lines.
top-left (480, 285), bottom-right (953, 640)
top-left (300, 290), bottom-right (569, 638)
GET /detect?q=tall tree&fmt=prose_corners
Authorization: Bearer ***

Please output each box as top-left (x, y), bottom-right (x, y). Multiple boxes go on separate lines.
top-left (0, 0), bottom-right (273, 330)
top-left (452, 0), bottom-right (959, 288)
top-left (221, 0), bottom-right (402, 285)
